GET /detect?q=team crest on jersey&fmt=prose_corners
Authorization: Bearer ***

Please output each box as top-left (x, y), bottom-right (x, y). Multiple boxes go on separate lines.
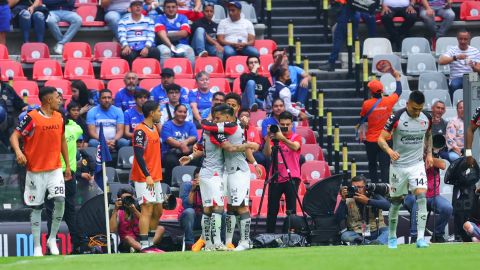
top-left (176, 22), bottom-right (181, 27)
top-left (135, 30), bottom-right (143, 36)
top-left (82, 159), bottom-right (88, 166)
top-left (28, 195), bottom-right (36, 202)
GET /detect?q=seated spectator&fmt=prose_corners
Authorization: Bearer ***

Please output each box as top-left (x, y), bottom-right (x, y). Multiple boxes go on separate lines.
top-left (265, 68), bottom-right (308, 122)
top-left (177, 0), bottom-right (203, 21)
top-left (240, 56), bottom-right (271, 111)
top-left (261, 98), bottom-right (295, 139)
top-left (380, 0), bottom-right (417, 51)
top-left (161, 83), bottom-right (193, 125)
top-left (150, 68), bottom-right (189, 106)
top-left (179, 167), bottom-right (203, 250)
top-left (336, 175), bottom-right (391, 245)
top-left (110, 187), bottom-right (165, 252)
top-left (271, 49), bottom-right (311, 104)
top-left (205, 91), bottom-right (226, 120)
top-left (114, 72), bottom-right (141, 111)
top-left (463, 194), bottom-right (480, 242)
top-left (189, 71), bottom-right (215, 126)
top-left (118, 0), bottom-right (160, 67)
top-left (446, 100), bottom-right (464, 162)
top-left (10, 0), bottom-right (46, 43)
top-left (0, 0), bottom-right (9, 44)
top-left (161, 104), bottom-right (198, 186)
top-left (142, 0), bottom-right (162, 21)
top-left (191, 3), bottom-right (223, 58)
top-left (404, 155), bottom-right (452, 243)
top-left (101, 0), bottom-right (130, 40)
top-left (239, 108), bottom-right (267, 170)
top-left (67, 101), bottom-right (89, 148)
top-left (0, 79), bottom-right (27, 147)
top-left (216, 1), bottom-right (259, 61)
top-left (431, 100), bottom-right (447, 136)
top-left (124, 89), bottom-right (150, 143)
top-left (155, 0), bottom-right (195, 67)
top-left (44, 0), bottom-right (82, 54)
top-left (87, 89), bottom-right (130, 150)
top-left (439, 29), bottom-right (480, 98)
top-left (71, 80), bottom-right (96, 118)
top-left (420, 0), bottom-right (454, 41)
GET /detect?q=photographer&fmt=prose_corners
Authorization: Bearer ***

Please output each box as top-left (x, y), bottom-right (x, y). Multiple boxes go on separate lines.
top-left (336, 176), bottom-right (390, 245)
top-left (109, 188), bottom-right (165, 252)
top-left (264, 111), bottom-right (302, 233)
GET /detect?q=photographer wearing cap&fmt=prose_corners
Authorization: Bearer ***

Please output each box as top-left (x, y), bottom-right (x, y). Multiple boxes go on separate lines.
top-left (336, 176), bottom-right (391, 245)
top-left (109, 187), bottom-right (165, 252)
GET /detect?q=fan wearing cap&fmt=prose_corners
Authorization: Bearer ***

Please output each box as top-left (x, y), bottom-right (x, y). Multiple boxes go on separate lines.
top-left (150, 68), bottom-right (190, 106)
top-left (118, 0), bottom-right (161, 67)
top-left (358, 69), bottom-right (402, 183)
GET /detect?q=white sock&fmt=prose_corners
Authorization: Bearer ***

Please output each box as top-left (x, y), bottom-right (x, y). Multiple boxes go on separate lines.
top-left (201, 214), bottom-right (212, 246)
top-left (416, 195), bottom-right (428, 240)
top-left (31, 209), bottom-right (42, 248)
top-left (148, 230), bottom-right (155, 246)
top-left (48, 200), bottom-right (65, 241)
top-left (140, 234), bottom-right (148, 249)
top-left (225, 214), bottom-right (236, 244)
top-left (211, 213), bottom-right (223, 246)
top-left (239, 213), bottom-right (251, 243)
top-left (388, 202), bottom-right (401, 239)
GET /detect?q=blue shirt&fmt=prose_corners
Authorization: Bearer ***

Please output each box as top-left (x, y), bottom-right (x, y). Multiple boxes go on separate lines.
top-left (114, 87), bottom-right (141, 111)
top-left (124, 107), bottom-right (144, 133)
top-left (270, 65), bottom-right (305, 97)
top-left (161, 120), bottom-right (198, 153)
top-left (261, 116), bottom-right (296, 138)
top-left (154, 14), bottom-right (191, 45)
top-left (86, 105), bottom-right (124, 141)
top-left (188, 89), bottom-right (213, 119)
top-left (150, 84), bottom-right (189, 106)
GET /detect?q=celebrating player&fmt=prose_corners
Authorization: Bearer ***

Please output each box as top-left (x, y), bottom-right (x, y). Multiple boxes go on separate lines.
top-left (10, 87), bottom-right (72, 256)
top-left (378, 91), bottom-right (433, 249)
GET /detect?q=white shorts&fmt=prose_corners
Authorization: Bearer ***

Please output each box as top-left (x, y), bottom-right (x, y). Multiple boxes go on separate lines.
top-left (389, 162), bottom-right (427, 197)
top-left (226, 169), bottom-right (250, 206)
top-left (134, 181), bottom-right (164, 205)
top-left (199, 170), bottom-right (224, 207)
top-left (24, 168), bottom-right (65, 206)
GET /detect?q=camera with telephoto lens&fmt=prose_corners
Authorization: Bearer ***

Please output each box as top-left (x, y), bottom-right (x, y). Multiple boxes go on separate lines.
top-left (120, 195), bottom-right (136, 210)
top-left (346, 183), bottom-right (390, 198)
top-left (269, 125), bottom-right (288, 133)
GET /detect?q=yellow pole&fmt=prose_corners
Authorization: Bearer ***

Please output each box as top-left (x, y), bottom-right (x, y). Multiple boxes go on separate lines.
top-left (327, 111), bottom-right (332, 136)
top-left (355, 40), bottom-right (360, 64)
top-left (363, 58), bottom-right (369, 82)
top-left (318, 91), bottom-right (324, 117)
top-left (351, 158), bottom-right (357, 178)
top-left (266, 0), bottom-right (271, 11)
top-left (295, 38), bottom-right (301, 65)
top-left (334, 125), bottom-right (340, 152)
top-left (288, 21), bottom-right (294, 47)
top-left (303, 57), bottom-right (309, 75)
top-left (347, 22), bottom-right (352, 47)
top-left (342, 143), bottom-right (348, 172)
top-left (311, 76), bottom-right (317, 100)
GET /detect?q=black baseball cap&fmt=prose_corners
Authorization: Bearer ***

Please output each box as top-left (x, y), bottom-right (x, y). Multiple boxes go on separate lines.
top-left (161, 68), bottom-right (175, 77)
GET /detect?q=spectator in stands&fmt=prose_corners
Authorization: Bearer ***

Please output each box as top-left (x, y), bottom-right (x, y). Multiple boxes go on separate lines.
top-left (118, 0), bottom-right (160, 67)
top-left (177, 0), bottom-right (203, 21)
top-left (87, 89), bottom-right (130, 150)
top-left (439, 29), bottom-right (480, 98)
top-left (124, 89), bottom-right (150, 143)
top-left (44, 0), bottom-right (82, 54)
top-left (71, 80), bottom-right (96, 118)
top-left (179, 167), bottom-right (203, 250)
top-left (0, 80), bottom-right (27, 147)
top-left (336, 175), bottom-right (391, 245)
top-left (101, 0), bottom-right (130, 40)
top-left (380, 0), bottom-right (417, 51)
top-left (216, 1), bottom-right (259, 61)
top-left (142, 0), bottom-right (162, 21)
top-left (261, 98), bottom-right (296, 139)
top-left (205, 91), bottom-right (226, 120)
top-left (110, 187), bottom-right (165, 252)
top-left (115, 72), bottom-right (141, 111)
top-left (155, 0), bottom-right (195, 67)
top-left (239, 108), bottom-right (267, 170)
top-left (463, 198), bottom-right (480, 242)
top-left (240, 55), bottom-right (271, 111)
top-left (10, 0), bottom-right (46, 43)
top-left (161, 104), bottom-right (198, 186)
top-left (67, 101), bottom-right (89, 148)
top-left (358, 70), bottom-right (402, 183)
top-left (265, 68), bottom-right (308, 121)
top-left (404, 151), bottom-right (452, 243)
top-left (191, 3), bottom-right (223, 58)
top-left (161, 83), bottom-right (193, 125)
top-left (271, 49), bottom-right (311, 104)
top-left (151, 68), bottom-right (189, 106)
top-left (189, 72), bottom-right (213, 126)
top-left (446, 100), bottom-right (464, 161)
top-left (0, 0), bottom-right (10, 45)
top-left (431, 100), bottom-right (447, 136)
top-left (420, 0), bottom-right (454, 42)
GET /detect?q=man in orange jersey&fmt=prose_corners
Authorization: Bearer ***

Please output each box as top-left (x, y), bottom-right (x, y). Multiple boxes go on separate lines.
top-left (10, 86), bottom-right (72, 257)
top-left (130, 100), bottom-right (164, 251)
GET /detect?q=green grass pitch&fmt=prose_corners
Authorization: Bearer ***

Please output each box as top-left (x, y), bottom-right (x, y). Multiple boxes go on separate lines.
top-left (1, 244), bottom-right (479, 270)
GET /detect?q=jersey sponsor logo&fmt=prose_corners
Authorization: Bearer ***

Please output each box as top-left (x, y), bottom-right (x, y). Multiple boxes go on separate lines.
top-left (400, 135), bottom-right (423, 144)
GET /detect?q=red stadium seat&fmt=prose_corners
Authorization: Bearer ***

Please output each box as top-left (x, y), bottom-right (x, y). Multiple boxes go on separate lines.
top-left (209, 78), bottom-right (231, 93)
top-left (254, 39), bottom-right (277, 56)
top-left (82, 78), bottom-right (105, 91)
top-left (21, 42), bottom-right (50, 63)
top-left (232, 77), bottom-right (241, 94)
top-left (301, 160), bottom-right (331, 185)
top-left (107, 79), bottom-right (125, 96)
top-left (100, 58), bottom-right (130, 79)
top-left (77, 6), bottom-right (106, 27)
top-left (250, 196), bottom-right (269, 217)
top-left (26, 96), bottom-right (41, 106)
top-left (64, 59), bottom-right (95, 80)
top-left (93, 42), bottom-right (121, 62)
top-left (45, 79), bottom-right (72, 95)
top-left (32, 59), bottom-right (64, 81)
top-left (298, 181), bottom-right (306, 196)
top-left (460, 1), bottom-right (480, 20)
top-left (175, 78), bottom-right (196, 90)
top-left (301, 144), bottom-right (325, 161)
top-left (194, 56), bottom-right (225, 78)
top-left (132, 58), bottom-right (161, 79)
top-left (250, 110), bottom-right (266, 128)
top-left (225, 56), bottom-right (248, 78)
top-left (296, 126), bottom-right (317, 144)
top-left (139, 79), bottom-right (161, 91)
top-left (296, 195), bottom-right (304, 216)
top-left (248, 163), bottom-right (266, 181)
top-left (75, 0), bottom-right (97, 7)
top-left (0, 44), bottom-right (8, 60)
top-left (259, 54), bottom-right (274, 77)
top-left (0, 60), bottom-right (26, 81)
top-left (163, 58), bottom-right (193, 79)
top-left (13, 81), bottom-right (39, 97)
top-left (160, 198), bottom-right (182, 221)
top-left (250, 179), bottom-right (267, 198)
top-left (63, 42), bottom-right (92, 62)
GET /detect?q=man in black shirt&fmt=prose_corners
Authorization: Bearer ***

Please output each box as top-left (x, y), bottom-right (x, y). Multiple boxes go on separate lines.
top-left (0, 82), bottom-right (27, 147)
top-left (240, 55), bottom-right (271, 111)
top-left (191, 3), bottom-right (223, 58)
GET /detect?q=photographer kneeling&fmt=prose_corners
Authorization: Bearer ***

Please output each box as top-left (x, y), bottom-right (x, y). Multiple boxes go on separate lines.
top-left (110, 188), bottom-right (165, 252)
top-left (336, 176), bottom-right (391, 245)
